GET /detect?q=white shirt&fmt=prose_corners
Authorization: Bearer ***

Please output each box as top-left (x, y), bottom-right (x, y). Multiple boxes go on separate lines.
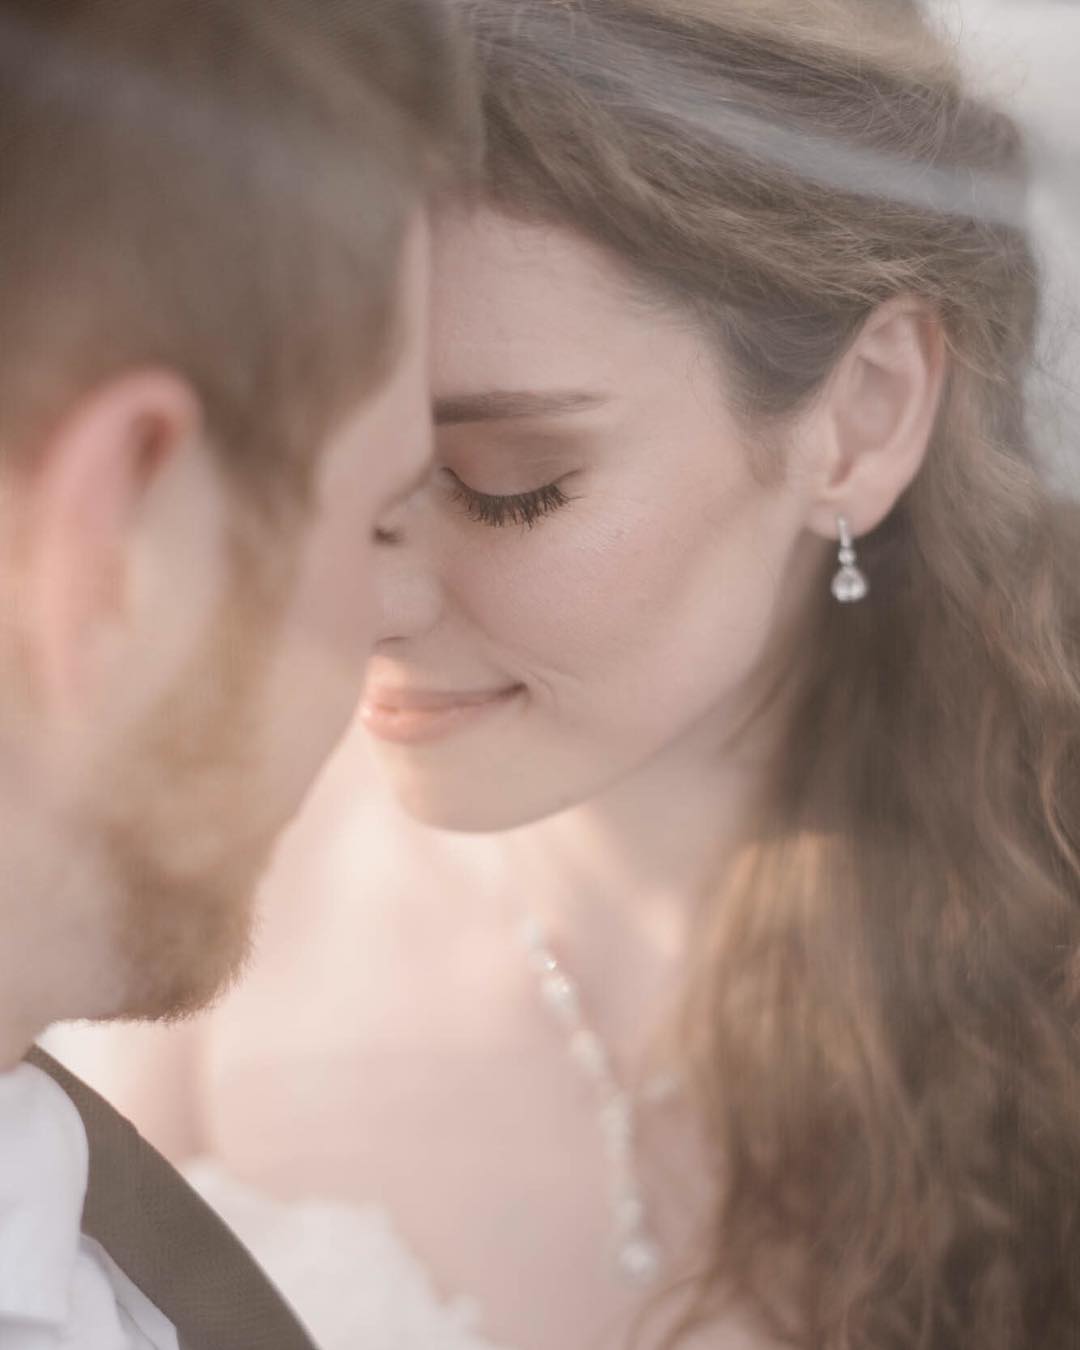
top-left (0, 1062), bottom-right (179, 1350)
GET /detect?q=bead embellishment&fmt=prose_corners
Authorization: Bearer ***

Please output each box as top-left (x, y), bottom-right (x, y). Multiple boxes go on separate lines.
top-left (519, 913), bottom-right (663, 1285)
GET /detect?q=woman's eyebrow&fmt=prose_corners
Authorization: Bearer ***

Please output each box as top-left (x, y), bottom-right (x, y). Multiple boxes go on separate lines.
top-left (434, 389), bottom-right (608, 426)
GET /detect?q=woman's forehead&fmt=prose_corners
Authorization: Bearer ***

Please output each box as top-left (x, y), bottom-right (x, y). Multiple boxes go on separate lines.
top-left (434, 210), bottom-right (643, 324)
top-left (431, 208), bottom-right (692, 389)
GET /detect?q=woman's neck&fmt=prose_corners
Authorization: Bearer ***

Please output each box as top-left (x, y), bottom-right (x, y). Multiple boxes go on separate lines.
top-left (523, 702), bottom-right (772, 901)
top-left (496, 724), bottom-right (773, 1058)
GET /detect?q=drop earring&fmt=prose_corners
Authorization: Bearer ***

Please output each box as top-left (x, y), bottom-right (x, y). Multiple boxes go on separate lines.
top-left (831, 515), bottom-right (868, 604)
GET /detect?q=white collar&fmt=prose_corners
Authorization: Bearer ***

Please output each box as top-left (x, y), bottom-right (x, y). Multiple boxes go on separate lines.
top-left (0, 1061), bottom-right (90, 1325)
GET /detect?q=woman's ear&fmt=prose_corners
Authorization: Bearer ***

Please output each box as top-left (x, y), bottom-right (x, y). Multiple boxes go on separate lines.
top-left (804, 296), bottom-right (946, 540)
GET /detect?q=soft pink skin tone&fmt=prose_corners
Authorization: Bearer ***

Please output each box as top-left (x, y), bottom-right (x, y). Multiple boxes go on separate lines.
top-left (244, 216), bottom-right (436, 844)
top-left (0, 216), bottom-right (434, 1068)
top-left (367, 210), bottom-right (829, 834)
top-left (60, 210), bottom-right (943, 1350)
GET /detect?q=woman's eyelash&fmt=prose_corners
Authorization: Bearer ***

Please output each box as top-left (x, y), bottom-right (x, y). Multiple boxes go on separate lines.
top-left (447, 474), bottom-right (571, 529)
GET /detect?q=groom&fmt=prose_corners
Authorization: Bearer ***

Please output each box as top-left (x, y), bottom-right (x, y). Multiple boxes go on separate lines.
top-left (0, 0), bottom-right (474, 1346)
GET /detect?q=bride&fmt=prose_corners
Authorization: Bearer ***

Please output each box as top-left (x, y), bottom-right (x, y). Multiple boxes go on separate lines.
top-left (57, 1), bottom-right (1080, 1347)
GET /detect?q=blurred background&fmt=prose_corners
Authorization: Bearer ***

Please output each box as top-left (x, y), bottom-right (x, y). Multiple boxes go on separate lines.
top-left (932, 0), bottom-right (1080, 494)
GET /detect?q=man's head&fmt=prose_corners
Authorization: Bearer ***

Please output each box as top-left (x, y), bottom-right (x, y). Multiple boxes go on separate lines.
top-left (0, 0), bottom-right (476, 1046)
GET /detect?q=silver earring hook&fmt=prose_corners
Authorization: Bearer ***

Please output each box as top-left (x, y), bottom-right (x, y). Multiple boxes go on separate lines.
top-left (831, 515), bottom-right (868, 603)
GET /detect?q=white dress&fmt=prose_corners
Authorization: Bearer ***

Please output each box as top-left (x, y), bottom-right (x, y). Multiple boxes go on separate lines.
top-left (184, 1161), bottom-right (514, 1350)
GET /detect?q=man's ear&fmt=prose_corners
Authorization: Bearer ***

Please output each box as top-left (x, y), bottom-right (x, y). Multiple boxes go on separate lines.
top-left (804, 296), bottom-right (946, 540)
top-left (21, 370), bottom-right (204, 717)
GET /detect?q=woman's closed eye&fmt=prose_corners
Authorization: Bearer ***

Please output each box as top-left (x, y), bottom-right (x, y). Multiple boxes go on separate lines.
top-left (444, 469), bottom-right (572, 529)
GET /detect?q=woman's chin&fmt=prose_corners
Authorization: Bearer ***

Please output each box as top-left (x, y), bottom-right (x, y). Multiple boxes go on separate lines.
top-left (368, 750), bottom-right (562, 834)
top-left (387, 776), bottom-right (553, 834)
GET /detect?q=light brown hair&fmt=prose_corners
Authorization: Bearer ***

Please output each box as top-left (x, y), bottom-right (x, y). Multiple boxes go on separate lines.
top-left (462, 1), bottom-right (1080, 1345)
top-left (0, 0), bottom-right (477, 508)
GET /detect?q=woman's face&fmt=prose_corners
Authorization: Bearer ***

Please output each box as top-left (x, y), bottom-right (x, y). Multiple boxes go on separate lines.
top-left (364, 208), bottom-right (828, 830)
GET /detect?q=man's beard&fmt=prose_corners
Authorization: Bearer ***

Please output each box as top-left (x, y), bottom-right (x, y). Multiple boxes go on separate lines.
top-left (93, 543), bottom-right (298, 1023)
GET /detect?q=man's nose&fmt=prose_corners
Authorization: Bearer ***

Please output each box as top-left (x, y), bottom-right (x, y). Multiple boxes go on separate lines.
top-left (371, 489), bottom-right (444, 645)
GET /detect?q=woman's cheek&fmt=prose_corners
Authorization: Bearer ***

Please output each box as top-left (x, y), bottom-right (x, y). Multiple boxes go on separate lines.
top-left (451, 504), bottom-right (690, 672)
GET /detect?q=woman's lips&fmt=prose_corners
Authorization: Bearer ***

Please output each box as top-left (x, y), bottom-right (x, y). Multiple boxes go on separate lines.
top-left (359, 685), bottom-right (523, 745)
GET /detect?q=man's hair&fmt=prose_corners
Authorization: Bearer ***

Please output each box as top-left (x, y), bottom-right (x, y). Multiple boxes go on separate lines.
top-left (0, 0), bottom-right (477, 501)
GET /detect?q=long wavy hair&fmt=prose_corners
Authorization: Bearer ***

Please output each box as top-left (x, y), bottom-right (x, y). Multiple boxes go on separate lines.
top-left (460, 2), bottom-right (1080, 1345)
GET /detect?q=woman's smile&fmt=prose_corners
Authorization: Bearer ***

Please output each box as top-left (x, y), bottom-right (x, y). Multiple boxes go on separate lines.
top-left (360, 682), bottom-right (525, 745)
